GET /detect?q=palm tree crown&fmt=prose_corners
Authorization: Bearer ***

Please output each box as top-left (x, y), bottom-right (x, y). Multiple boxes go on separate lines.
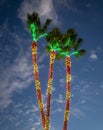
top-left (27, 11), bottom-right (52, 41)
top-left (46, 27), bottom-right (62, 53)
top-left (57, 28), bottom-right (86, 58)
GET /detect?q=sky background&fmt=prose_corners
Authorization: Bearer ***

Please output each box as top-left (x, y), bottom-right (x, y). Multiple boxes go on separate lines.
top-left (0, 0), bottom-right (103, 130)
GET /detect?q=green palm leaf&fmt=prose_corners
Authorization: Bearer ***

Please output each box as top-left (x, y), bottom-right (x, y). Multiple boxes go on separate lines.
top-left (46, 27), bottom-right (62, 52)
top-left (27, 11), bottom-right (51, 41)
top-left (41, 19), bottom-right (52, 34)
top-left (75, 49), bottom-right (86, 58)
top-left (73, 38), bottom-right (83, 51)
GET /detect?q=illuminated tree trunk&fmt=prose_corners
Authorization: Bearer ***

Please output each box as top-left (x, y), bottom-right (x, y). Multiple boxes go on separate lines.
top-left (32, 41), bottom-right (45, 130)
top-left (63, 57), bottom-right (71, 130)
top-left (45, 51), bottom-right (56, 130)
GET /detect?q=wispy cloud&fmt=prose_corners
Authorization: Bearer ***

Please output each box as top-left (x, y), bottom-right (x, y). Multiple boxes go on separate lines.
top-left (18, 0), bottom-right (58, 24)
top-left (89, 53), bottom-right (98, 60)
top-left (18, 0), bottom-right (80, 27)
top-left (89, 46), bottom-right (103, 60)
top-left (0, 99), bottom-right (42, 130)
top-left (55, 94), bottom-right (65, 104)
top-left (70, 107), bottom-right (85, 119)
top-left (0, 23), bottom-right (34, 108)
top-left (0, 51), bottom-right (33, 108)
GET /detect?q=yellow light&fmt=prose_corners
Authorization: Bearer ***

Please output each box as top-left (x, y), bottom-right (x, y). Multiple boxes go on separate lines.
top-left (47, 86), bottom-right (51, 94)
top-left (32, 47), bottom-right (37, 53)
top-left (66, 91), bottom-right (71, 100)
top-left (64, 110), bottom-right (69, 121)
top-left (32, 50), bottom-right (37, 55)
top-left (50, 59), bottom-right (55, 64)
top-left (50, 52), bottom-right (56, 64)
top-left (45, 116), bottom-right (50, 130)
top-left (35, 80), bottom-right (40, 89)
top-left (47, 78), bottom-right (53, 94)
top-left (66, 58), bottom-right (71, 66)
top-left (38, 99), bottom-right (44, 110)
top-left (33, 64), bottom-right (38, 72)
top-left (66, 73), bottom-right (71, 82)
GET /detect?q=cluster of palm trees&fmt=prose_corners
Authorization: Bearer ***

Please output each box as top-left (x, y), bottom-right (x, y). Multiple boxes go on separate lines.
top-left (27, 11), bottom-right (86, 130)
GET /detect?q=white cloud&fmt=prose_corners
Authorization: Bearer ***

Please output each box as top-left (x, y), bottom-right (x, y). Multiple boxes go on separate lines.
top-left (18, 0), bottom-right (58, 24)
top-left (80, 99), bottom-right (86, 104)
top-left (70, 107), bottom-right (85, 118)
top-left (59, 78), bottom-right (65, 87)
top-left (89, 46), bottom-right (103, 61)
top-left (89, 53), bottom-right (98, 60)
top-left (59, 78), bottom-right (65, 84)
top-left (55, 94), bottom-right (65, 104)
top-left (0, 23), bottom-right (34, 108)
top-left (0, 51), bottom-right (34, 108)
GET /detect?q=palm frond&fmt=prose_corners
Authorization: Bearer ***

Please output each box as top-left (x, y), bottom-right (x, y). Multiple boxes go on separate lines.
top-left (41, 19), bottom-right (52, 33)
top-left (46, 46), bottom-right (51, 53)
top-left (27, 11), bottom-right (52, 41)
top-left (66, 28), bottom-right (76, 36)
top-left (75, 49), bottom-right (86, 58)
top-left (73, 38), bottom-right (83, 51)
top-left (55, 53), bottom-right (64, 60)
top-left (46, 27), bottom-right (61, 43)
top-left (27, 12), bottom-right (41, 32)
top-left (46, 27), bottom-right (62, 53)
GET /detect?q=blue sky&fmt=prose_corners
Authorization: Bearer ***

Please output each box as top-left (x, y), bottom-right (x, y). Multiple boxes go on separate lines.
top-left (0, 0), bottom-right (103, 130)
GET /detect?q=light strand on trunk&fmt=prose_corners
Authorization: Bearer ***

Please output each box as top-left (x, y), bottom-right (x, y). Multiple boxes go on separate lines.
top-left (32, 41), bottom-right (45, 129)
top-left (45, 51), bottom-right (56, 130)
top-left (63, 57), bottom-right (71, 130)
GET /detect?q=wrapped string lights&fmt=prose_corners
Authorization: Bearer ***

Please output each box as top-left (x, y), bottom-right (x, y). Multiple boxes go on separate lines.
top-left (63, 57), bottom-right (71, 130)
top-left (32, 41), bottom-right (45, 129)
top-left (45, 51), bottom-right (56, 130)
top-left (27, 12), bottom-right (86, 129)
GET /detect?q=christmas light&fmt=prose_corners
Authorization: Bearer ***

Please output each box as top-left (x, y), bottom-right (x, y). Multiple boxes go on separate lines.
top-left (64, 110), bottom-right (69, 121)
top-left (65, 37), bottom-right (71, 46)
top-left (63, 57), bottom-right (71, 130)
top-left (32, 42), bottom-right (45, 129)
top-left (30, 23), bottom-right (37, 41)
top-left (66, 91), bottom-right (71, 100)
top-left (45, 51), bottom-right (56, 130)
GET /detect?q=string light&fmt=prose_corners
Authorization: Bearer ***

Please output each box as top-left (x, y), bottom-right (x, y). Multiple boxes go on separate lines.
top-left (45, 51), bottom-right (56, 130)
top-left (64, 110), bottom-right (69, 121)
top-left (47, 78), bottom-right (53, 94)
top-left (66, 91), bottom-right (71, 100)
top-left (32, 42), bottom-right (45, 129)
top-left (66, 73), bottom-right (71, 82)
top-left (38, 99), bottom-right (44, 110)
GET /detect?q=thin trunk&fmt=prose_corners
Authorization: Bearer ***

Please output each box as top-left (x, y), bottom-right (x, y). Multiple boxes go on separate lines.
top-left (32, 41), bottom-right (45, 129)
top-left (45, 51), bottom-right (56, 130)
top-left (62, 57), bottom-right (71, 130)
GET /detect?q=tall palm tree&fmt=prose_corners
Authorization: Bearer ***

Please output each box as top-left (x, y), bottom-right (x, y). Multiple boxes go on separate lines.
top-left (58, 28), bottom-right (86, 130)
top-left (27, 11), bottom-right (51, 129)
top-left (45, 27), bottom-right (62, 130)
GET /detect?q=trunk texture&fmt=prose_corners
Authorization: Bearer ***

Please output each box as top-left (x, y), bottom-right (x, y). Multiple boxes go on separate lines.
top-left (32, 41), bottom-right (45, 129)
top-left (62, 57), bottom-right (71, 130)
top-left (45, 51), bottom-right (56, 130)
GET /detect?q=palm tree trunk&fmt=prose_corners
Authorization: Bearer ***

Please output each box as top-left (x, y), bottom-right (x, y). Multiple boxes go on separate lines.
top-left (45, 51), bottom-right (56, 130)
top-left (62, 57), bottom-right (71, 130)
top-left (32, 41), bottom-right (45, 130)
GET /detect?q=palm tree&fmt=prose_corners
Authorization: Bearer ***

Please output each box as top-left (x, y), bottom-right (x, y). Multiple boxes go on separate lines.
top-left (27, 11), bottom-right (51, 129)
top-left (45, 27), bottom-right (62, 130)
top-left (58, 28), bottom-right (86, 130)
